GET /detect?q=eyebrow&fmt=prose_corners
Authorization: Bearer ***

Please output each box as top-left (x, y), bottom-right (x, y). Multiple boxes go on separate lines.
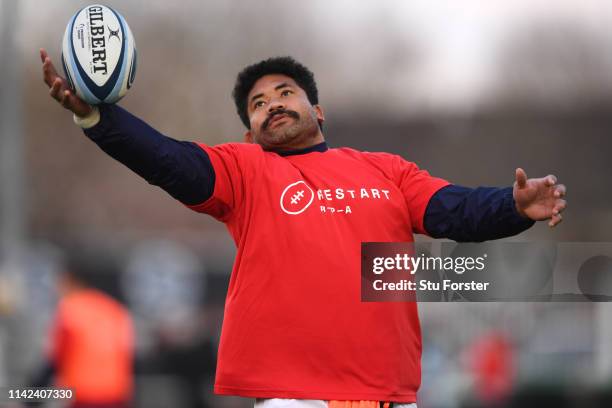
top-left (250, 83), bottom-right (292, 105)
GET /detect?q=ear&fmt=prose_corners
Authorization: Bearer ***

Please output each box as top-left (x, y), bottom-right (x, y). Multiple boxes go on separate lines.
top-left (244, 130), bottom-right (253, 143)
top-left (314, 104), bottom-right (325, 125)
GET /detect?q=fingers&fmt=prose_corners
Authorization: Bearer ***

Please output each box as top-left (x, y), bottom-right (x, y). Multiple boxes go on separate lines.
top-left (42, 49), bottom-right (90, 114)
top-left (549, 213), bottom-right (563, 228)
top-left (553, 199), bottom-right (567, 216)
top-left (60, 90), bottom-right (72, 109)
top-left (515, 168), bottom-right (527, 188)
top-left (549, 198), bottom-right (567, 228)
top-left (42, 57), bottom-right (54, 87)
top-left (49, 78), bottom-right (73, 109)
top-left (59, 89), bottom-right (80, 111)
top-left (49, 78), bottom-right (64, 101)
top-left (41, 50), bottom-right (61, 88)
top-left (554, 184), bottom-right (566, 198)
top-left (545, 174), bottom-right (558, 187)
top-left (42, 57), bottom-right (58, 87)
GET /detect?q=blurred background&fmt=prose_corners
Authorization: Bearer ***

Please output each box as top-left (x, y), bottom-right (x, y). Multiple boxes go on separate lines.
top-left (1, 0), bottom-right (612, 407)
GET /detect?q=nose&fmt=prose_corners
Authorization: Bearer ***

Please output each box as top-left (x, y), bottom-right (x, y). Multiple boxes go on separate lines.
top-left (268, 97), bottom-right (285, 113)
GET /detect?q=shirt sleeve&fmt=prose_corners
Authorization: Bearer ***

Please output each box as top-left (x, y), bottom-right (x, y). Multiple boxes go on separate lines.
top-left (392, 156), bottom-right (451, 235)
top-left (83, 104), bottom-right (215, 205)
top-left (186, 142), bottom-right (263, 222)
top-left (424, 184), bottom-right (536, 242)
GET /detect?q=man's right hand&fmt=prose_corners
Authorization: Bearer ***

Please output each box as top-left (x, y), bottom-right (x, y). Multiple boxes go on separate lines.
top-left (40, 48), bottom-right (93, 117)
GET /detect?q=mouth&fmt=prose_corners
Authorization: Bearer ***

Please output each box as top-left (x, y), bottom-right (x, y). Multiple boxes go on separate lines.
top-left (263, 110), bottom-right (299, 130)
top-left (268, 113), bottom-right (290, 128)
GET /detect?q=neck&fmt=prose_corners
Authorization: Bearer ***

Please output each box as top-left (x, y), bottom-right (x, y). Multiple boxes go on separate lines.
top-left (285, 132), bottom-right (325, 151)
top-left (265, 127), bottom-right (325, 152)
top-left (277, 140), bottom-right (328, 156)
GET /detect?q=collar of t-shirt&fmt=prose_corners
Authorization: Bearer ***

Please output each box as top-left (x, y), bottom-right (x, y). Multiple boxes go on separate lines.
top-left (276, 142), bottom-right (329, 157)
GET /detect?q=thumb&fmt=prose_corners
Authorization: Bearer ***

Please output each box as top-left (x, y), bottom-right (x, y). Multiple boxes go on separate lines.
top-left (515, 168), bottom-right (527, 189)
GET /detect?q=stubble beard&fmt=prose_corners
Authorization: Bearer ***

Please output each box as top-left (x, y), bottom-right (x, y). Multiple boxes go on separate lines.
top-left (257, 110), bottom-right (319, 150)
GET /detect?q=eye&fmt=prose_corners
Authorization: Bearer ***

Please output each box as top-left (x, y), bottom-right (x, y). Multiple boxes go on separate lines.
top-left (253, 100), bottom-right (266, 109)
top-left (281, 89), bottom-right (293, 97)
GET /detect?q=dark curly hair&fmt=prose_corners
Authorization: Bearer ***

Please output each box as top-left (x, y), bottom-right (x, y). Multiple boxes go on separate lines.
top-left (232, 57), bottom-right (319, 129)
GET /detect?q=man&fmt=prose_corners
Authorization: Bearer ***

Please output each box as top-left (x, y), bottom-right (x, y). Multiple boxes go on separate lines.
top-left (41, 50), bottom-right (566, 408)
top-left (30, 253), bottom-right (134, 408)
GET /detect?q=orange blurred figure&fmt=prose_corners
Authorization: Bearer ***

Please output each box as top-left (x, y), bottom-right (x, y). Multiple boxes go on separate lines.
top-left (33, 259), bottom-right (135, 408)
top-left (468, 331), bottom-right (515, 406)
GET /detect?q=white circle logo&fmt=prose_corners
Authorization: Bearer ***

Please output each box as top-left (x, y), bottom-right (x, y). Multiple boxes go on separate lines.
top-left (280, 181), bottom-right (315, 215)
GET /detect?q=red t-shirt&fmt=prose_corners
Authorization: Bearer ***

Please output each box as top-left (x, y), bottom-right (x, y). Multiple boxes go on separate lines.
top-left (188, 143), bottom-right (449, 402)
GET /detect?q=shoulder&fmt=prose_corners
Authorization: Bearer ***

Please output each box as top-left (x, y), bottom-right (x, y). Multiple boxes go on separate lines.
top-left (195, 142), bottom-right (265, 156)
top-left (194, 142), bottom-right (271, 173)
top-left (331, 147), bottom-right (410, 175)
top-left (332, 146), bottom-right (404, 162)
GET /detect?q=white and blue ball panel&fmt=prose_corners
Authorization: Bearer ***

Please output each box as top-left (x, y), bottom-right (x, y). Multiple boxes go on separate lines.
top-left (61, 4), bottom-right (136, 105)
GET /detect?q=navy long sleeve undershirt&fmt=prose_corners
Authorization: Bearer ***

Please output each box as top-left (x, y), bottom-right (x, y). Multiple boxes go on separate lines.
top-left (84, 104), bottom-right (534, 241)
top-left (424, 185), bottom-right (534, 242)
top-left (84, 104), bottom-right (215, 205)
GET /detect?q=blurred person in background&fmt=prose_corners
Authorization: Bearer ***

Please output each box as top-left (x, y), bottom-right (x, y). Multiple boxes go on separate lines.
top-left (40, 50), bottom-right (566, 408)
top-left (29, 253), bottom-right (134, 408)
top-left (466, 331), bottom-right (515, 408)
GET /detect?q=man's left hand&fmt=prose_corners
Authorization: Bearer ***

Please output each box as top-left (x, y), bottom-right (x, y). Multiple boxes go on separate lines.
top-left (513, 168), bottom-right (567, 227)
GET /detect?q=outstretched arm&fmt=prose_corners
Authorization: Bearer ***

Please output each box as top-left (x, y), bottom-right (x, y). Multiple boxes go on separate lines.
top-left (40, 49), bottom-right (214, 206)
top-left (425, 169), bottom-right (566, 242)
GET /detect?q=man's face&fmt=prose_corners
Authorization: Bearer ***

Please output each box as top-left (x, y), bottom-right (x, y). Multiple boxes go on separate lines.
top-left (245, 74), bottom-right (324, 151)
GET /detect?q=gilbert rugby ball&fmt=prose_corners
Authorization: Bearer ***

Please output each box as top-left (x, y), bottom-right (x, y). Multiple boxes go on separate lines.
top-left (61, 4), bottom-right (137, 105)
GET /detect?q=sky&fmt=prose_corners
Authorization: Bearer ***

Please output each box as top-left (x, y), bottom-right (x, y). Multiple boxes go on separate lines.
top-left (312, 0), bottom-right (612, 109)
top-left (7, 0), bottom-right (612, 112)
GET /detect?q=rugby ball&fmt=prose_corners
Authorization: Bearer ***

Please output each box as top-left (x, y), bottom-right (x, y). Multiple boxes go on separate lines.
top-left (61, 4), bottom-right (137, 105)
